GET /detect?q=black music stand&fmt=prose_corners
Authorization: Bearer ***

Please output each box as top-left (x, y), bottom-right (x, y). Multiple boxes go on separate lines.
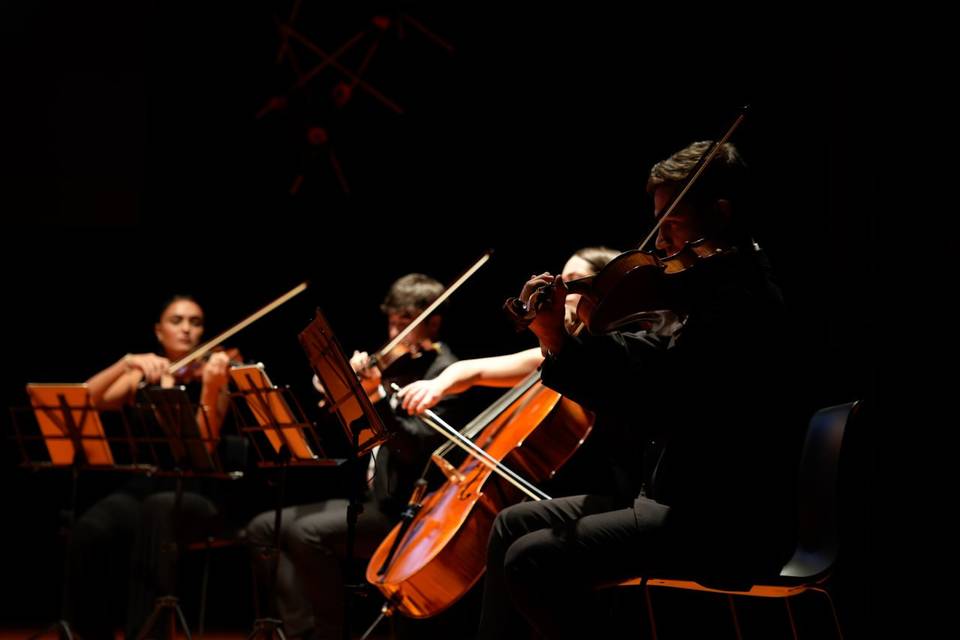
top-left (228, 363), bottom-right (343, 640)
top-left (298, 309), bottom-right (391, 640)
top-left (11, 383), bottom-right (153, 640)
top-left (129, 385), bottom-right (242, 640)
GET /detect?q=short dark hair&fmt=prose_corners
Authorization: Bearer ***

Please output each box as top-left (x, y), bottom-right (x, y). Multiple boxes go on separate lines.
top-left (380, 274), bottom-right (444, 317)
top-left (647, 140), bottom-right (748, 208)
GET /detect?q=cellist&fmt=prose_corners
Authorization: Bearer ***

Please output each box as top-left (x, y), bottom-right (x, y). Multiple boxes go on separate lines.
top-left (477, 140), bottom-right (804, 639)
top-left (396, 247), bottom-right (620, 416)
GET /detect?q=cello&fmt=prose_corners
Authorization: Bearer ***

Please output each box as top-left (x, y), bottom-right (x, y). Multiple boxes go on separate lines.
top-left (365, 368), bottom-right (593, 617)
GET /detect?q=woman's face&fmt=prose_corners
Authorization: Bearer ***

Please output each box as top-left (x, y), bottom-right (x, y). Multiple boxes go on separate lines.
top-left (561, 254), bottom-right (595, 331)
top-left (155, 299), bottom-right (204, 359)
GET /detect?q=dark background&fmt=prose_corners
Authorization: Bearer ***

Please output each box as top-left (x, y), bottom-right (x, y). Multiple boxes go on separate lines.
top-left (1, 1), bottom-right (875, 633)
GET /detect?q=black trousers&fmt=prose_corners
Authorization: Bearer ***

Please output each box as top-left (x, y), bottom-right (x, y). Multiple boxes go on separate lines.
top-left (246, 498), bottom-right (392, 640)
top-left (67, 489), bottom-right (219, 640)
top-left (477, 494), bottom-right (672, 640)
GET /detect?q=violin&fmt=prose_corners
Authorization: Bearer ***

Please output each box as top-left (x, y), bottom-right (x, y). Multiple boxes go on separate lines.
top-left (507, 109), bottom-right (749, 334)
top-left (313, 254), bottom-right (492, 406)
top-left (159, 281), bottom-right (308, 386)
top-left (359, 252), bottom-right (492, 386)
top-left (565, 236), bottom-right (738, 333)
top-left (171, 346), bottom-right (244, 384)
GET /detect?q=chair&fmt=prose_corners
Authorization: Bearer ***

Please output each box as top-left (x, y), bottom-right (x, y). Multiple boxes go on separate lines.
top-left (616, 401), bottom-right (860, 639)
top-left (184, 527), bottom-right (250, 638)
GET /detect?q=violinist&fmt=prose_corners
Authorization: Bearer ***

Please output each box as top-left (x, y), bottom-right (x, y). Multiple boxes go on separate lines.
top-left (477, 141), bottom-right (805, 639)
top-left (246, 273), bottom-right (476, 640)
top-left (67, 295), bottom-right (232, 640)
top-left (88, 294), bottom-right (232, 440)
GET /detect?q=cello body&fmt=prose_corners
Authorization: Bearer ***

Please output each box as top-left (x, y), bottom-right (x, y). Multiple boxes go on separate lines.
top-left (366, 374), bottom-right (593, 617)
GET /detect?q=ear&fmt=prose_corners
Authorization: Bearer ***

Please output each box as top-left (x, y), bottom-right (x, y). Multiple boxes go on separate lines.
top-left (154, 322), bottom-right (162, 343)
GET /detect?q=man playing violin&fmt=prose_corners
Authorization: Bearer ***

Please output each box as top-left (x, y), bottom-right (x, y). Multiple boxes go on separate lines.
top-left (246, 273), bottom-right (476, 640)
top-left (477, 141), bottom-right (805, 639)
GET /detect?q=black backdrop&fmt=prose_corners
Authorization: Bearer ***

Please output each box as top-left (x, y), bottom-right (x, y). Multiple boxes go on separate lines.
top-left (1, 2), bottom-right (875, 630)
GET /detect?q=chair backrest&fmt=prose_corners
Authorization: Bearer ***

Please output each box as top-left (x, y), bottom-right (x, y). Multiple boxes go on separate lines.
top-left (780, 400), bottom-right (859, 579)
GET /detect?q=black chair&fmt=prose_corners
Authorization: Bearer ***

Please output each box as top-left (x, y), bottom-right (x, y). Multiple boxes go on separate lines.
top-left (616, 401), bottom-right (860, 639)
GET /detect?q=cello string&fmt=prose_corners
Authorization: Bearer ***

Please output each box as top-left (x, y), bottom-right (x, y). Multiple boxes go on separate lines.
top-left (389, 384), bottom-right (546, 499)
top-left (419, 413), bottom-right (549, 501)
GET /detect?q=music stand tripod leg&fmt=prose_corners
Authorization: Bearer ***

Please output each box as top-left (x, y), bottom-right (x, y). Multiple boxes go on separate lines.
top-left (134, 473), bottom-right (192, 640)
top-left (28, 397), bottom-right (89, 640)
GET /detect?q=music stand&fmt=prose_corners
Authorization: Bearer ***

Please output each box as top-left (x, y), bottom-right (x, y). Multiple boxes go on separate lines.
top-left (228, 363), bottom-right (341, 640)
top-left (299, 311), bottom-right (389, 456)
top-left (129, 385), bottom-right (241, 640)
top-left (10, 383), bottom-right (152, 640)
top-left (299, 309), bottom-right (390, 640)
top-left (230, 363), bottom-right (329, 466)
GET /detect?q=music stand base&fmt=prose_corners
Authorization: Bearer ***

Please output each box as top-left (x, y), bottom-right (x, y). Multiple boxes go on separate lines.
top-left (134, 595), bottom-right (192, 640)
top-left (247, 618), bottom-right (287, 640)
top-left (26, 620), bottom-right (78, 640)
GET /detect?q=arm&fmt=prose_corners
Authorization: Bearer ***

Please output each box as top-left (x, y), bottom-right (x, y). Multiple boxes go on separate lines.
top-left (86, 353), bottom-right (169, 410)
top-left (519, 273), bottom-right (570, 357)
top-left (397, 348), bottom-right (544, 415)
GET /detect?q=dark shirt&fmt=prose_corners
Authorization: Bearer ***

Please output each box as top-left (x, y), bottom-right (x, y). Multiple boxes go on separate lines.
top-left (541, 249), bottom-right (805, 568)
top-left (369, 342), bottom-right (470, 518)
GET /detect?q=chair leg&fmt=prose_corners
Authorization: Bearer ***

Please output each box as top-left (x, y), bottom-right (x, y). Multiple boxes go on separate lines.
top-left (251, 551), bottom-right (262, 619)
top-left (197, 545), bottom-right (211, 639)
top-left (784, 597), bottom-right (799, 640)
top-left (642, 580), bottom-right (658, 640)
top-left (810, 587), bottom-right (845, 640)
top-left (726, 594), bottom-right (743, 640)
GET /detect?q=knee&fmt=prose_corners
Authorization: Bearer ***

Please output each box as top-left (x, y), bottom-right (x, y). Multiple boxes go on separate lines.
top-left (284, 519), bottom-right (334, 562)
top-left (489, 502), bottom-right (536, 550)
top-left (245, 511), bottom-right (275, 548)
top-left (140, 492), bottom-right (175, 526)
top-left (502, 537), bottom-right (545, 588)
top-left (72, 514), bottom-right (109, 550)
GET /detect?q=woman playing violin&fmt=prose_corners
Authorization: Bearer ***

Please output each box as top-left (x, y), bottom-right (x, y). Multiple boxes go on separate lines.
top-left (67, 295), bottom-right (233, 640)
top-left (87, 295), bottom-right (232, 441)
top-left (477, 141), bottom-right (805, 639)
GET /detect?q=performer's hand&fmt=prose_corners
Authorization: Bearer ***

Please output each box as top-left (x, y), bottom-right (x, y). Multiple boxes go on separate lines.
top-left (201, 351), bottom-right (230, 394)
top-left (123, 353), bottom-right (170, 384)
top-left (350, 350), bottom-right (382, 397)
top-left (312, 374), bottom-right (327, 395)
top-left (519, 273), bottom-right (568, 355)
top-left (397, 378), bottom-right (448, 415)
